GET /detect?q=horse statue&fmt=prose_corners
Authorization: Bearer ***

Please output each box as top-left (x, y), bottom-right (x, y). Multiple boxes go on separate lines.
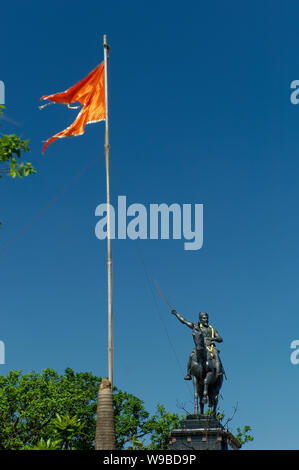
top-left (189, 331), bottom-right (223, 415)
top-left (171, 309), bottom-right (225, 416)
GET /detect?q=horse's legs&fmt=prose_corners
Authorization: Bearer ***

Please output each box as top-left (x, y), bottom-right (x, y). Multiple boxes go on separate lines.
top-left (200, 400), bottom-right (204, 414)
top-left (207, 384), bottom-right (217, 416)
top-left (199, 383), bottom-right (205, 414)
top-left (212, 375), bottom-right (223, 416)
top-left (212, 393), bottom-right (218, 416)
top-left (193, 375), bottom-right (198, 414)
top-left (203, 370), bottom-right (213, 403)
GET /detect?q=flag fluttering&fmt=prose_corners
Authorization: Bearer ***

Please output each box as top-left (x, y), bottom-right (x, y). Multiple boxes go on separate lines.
top-left (40, 62), bottom-right (105, 153)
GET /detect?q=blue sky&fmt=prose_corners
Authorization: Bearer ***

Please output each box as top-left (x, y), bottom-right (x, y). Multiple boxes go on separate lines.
top-left (1, 0), bottom-right (299, 449)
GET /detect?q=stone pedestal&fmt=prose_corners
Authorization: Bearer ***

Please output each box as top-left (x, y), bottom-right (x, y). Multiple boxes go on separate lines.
top-left (169, 414), bottom-right (241, 450)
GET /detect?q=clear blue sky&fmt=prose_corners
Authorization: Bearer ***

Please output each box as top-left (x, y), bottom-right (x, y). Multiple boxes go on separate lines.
top-left (1, 0), bottom-right (299, 450)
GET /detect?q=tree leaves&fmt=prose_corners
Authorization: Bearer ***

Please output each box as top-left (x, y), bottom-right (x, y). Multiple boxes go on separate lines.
top-left (0, 106), bottom-right (36, 226)
top-left (0, 368), bottom-right (99, 450)
top-left (0, 368), bottom-right (254, 449)
top-left (235, 425), bottom-right (254, 446)
top-left (0, 106), bottom-right (36, 180)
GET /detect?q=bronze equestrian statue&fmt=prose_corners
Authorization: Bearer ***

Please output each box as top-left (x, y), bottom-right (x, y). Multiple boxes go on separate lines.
top-left (171, 310), bottom-right (224, 416)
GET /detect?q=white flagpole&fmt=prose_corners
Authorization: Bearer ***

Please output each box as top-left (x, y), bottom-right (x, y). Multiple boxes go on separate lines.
top-left (103, 34), bottom-right (113, 385)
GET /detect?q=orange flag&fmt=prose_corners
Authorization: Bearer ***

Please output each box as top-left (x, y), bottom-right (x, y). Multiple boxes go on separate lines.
top-left (40, 62), bottom-right (105, 153)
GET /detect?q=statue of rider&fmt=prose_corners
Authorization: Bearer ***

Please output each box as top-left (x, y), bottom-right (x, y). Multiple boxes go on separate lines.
top-left (171, 310), bottom-right (223, 379)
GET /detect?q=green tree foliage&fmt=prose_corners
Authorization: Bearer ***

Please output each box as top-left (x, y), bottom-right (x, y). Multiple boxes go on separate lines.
top-left (235, 425), bottom-right (254, 446)
top-left (0, 368), bottom-right (253, 450)
top-left (49, 414), bottom-right (85, 450)
top-left (0, 105), bottom-right (36, 227)
top-left (0, 368), bottom-right (179, 450)
top-left (205, 408), bottom-right (254, 446)
top-left (24, 438), bottom-right (61, 450)
top-left (0, 368), bottom-right (99, 449)
top-left (0, 106), bottom-right (35, 179)
top-left (114, 392), bottom-right (180, 450)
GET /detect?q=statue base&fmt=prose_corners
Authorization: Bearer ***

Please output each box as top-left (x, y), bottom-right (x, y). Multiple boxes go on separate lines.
top-left (169, 414), bottom-right (241, 450)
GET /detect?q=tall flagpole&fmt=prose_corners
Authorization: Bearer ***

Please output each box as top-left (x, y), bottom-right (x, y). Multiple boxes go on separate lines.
top-left (103, 34), bottom-right (113, 385)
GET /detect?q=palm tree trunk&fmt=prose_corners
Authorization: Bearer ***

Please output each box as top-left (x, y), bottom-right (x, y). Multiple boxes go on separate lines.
top-left (95, 378), bottom-right (115, 449)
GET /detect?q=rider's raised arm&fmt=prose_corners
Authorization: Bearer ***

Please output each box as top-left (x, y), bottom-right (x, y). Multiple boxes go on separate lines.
top-left (171, 310), bottom-right (194, 329)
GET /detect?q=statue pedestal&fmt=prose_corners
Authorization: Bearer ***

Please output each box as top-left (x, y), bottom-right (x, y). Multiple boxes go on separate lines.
top-left (169, 414), bottom-right (241, 450)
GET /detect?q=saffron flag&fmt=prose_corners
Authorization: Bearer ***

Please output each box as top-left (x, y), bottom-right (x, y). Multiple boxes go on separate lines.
top-left (40, 62), bottom-right (105, 153)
